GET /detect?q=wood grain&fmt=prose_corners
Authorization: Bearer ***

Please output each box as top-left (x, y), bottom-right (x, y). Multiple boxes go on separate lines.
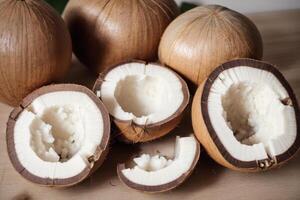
top-left (0, 9), bottom-right (300, 200)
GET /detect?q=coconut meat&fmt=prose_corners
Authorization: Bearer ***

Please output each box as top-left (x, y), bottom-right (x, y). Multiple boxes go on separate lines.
top-left (207, 66), bottom-right (297, 162)
top-left (99, 62), bottom-right (184, 125)
top-left (120, 136), bottom-right (197, 186)
top-left (13, 91), bottom-right (104, 179)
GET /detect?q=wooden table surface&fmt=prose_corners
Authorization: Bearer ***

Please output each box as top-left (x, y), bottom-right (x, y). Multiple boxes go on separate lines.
top-left (0, 9), bottom-right (300, 200)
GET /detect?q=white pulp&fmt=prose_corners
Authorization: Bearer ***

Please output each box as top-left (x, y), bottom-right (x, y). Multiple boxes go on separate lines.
top-left (14, 91), bottom-right (104, 179)
top-left (115, 75), bottom-right (165, 117)
top-left (99, 62), bottom-right (184, 125)
top-left (133, 154), bottom-right (173, 171)
top-left (208, 66), bottom-right (297, 162)
top-left (222, 82), bottom-right (286, 146)
top-left (121, 136), bottom-right (198, 186)
top-left (30, 105), bottom-right (84, 162)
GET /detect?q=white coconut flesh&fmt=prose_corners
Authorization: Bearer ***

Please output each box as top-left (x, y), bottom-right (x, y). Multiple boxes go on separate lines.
top-left (207, 66), bottom-right (297, 162)
top-left (121, 136), bottom-right (197, 186)
top-left (98, 62), bottom-right (184, 125)
top-left (13, 91), bottom-right (104, 180)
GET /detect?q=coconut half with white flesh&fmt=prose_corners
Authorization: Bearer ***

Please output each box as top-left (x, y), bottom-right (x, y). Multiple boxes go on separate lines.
top-left (117, 136), bottom-right (200, 192)
top-left (93, 61), bottom-right (190, 143)
top-left (6, 84), bottom-right (110, 186)
top-left (192, 59), bottom-right (300, 171)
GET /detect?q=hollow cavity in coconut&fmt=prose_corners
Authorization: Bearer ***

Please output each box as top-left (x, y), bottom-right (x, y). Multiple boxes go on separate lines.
top-left (192, 59), bottom-right (299, 171)
top-left (6, 84), bottom-right (110, 187)
top-left (93, 61), bottom-right (190, 143)
top-left (117, 136), bottom-right (200, 193)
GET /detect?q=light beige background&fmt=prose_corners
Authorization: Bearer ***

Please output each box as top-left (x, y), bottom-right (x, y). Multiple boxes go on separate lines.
top-left (175, 0), bottom-right (300, 13)
top-left (0, 9), bottom-right (300, 200)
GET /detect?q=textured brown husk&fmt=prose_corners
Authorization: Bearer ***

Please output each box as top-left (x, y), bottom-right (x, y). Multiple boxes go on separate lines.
top-left (6, 84), bottom-right (110, 187)
top-left (63, 0), bottom-right (179, 74)
top-left (0, 0), bottom-right (72, 106)
top-left (159, 5), bottom-right (263, 85)
top-left (192, 58), bottom-right (300, 172)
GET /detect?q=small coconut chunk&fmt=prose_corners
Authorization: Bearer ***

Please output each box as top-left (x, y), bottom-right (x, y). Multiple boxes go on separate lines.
top-left (120, 136), bottom-right (199, 186)
top-left (133, 154), bottom-right (173, 171)
top-left (133, 154), bottom-right (151, 170)
top-left (44, 147), bottom-right (60, 162)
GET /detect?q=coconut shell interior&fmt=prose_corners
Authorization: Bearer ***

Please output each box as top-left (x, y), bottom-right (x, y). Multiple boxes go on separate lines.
top-left (93, 61), bottom-right (190, 143)
top-left (6, 84), bottom-right (111, 187)
top-left (116, 109), bottom-right (200, 193)
top-left (192, 58), bottom-right (300, 171)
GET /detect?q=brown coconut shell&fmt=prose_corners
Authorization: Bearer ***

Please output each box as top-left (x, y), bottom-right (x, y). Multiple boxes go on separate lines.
top-left (159, 5), bottom-right (263, 85)
top-left (63, 0), bottom-right (179, 74)
top-left (117, 136), bottom-right (201, 193)
top-left (192, 58), bottom-right (300, 172)
top-left (93, 61), bottom-right (190, 143)
top-left (6, 84), bottom-right (110, 187)
top-left (0, 0), bottom-right (72, 106)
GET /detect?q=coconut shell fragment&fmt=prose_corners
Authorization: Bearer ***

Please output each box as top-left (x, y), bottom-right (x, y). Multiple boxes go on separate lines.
top-left (117, 136), bottom-right (200, 193)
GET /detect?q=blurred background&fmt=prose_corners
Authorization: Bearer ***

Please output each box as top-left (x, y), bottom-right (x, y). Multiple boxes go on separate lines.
top-left (45, 0), bottom-right (300, 14)
top-left (174, 0), bottom-right (300, 13)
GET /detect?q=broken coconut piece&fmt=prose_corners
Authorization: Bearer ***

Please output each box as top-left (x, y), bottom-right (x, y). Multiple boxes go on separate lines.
top-left (6, 84), bottom-right (110, 186)
top-left (192, 58), bottom-right (300, 171)
top-left (117, 136), bottom-right (200, 192)
top-left (93, 61), bottom-right (190, 143)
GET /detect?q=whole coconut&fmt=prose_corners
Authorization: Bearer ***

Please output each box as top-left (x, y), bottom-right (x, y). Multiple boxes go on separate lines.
top-left (159, 5), bottom-right (263, 85)
top-left (63, 0), bottom-right (179, 73)
top-left (0, 0), bottom-right (72, 106)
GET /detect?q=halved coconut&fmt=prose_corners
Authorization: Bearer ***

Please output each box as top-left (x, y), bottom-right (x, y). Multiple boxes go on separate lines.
top-left (6, 84), bottom-right (110, 186)
top-left (192, 59), bottom-right (300, 171)
top-left (93, 61), bottom-right (189, 143)
top-left (117, 135), bottom-right (200, 192)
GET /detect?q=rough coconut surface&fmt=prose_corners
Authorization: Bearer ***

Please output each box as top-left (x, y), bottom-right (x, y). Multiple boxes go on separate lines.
top-left (99, 62), bottom-right (184, 125)
top-left (208, 66), bottom-right (297, 162)
top-left (13, 91), bottom-right (105, 179)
